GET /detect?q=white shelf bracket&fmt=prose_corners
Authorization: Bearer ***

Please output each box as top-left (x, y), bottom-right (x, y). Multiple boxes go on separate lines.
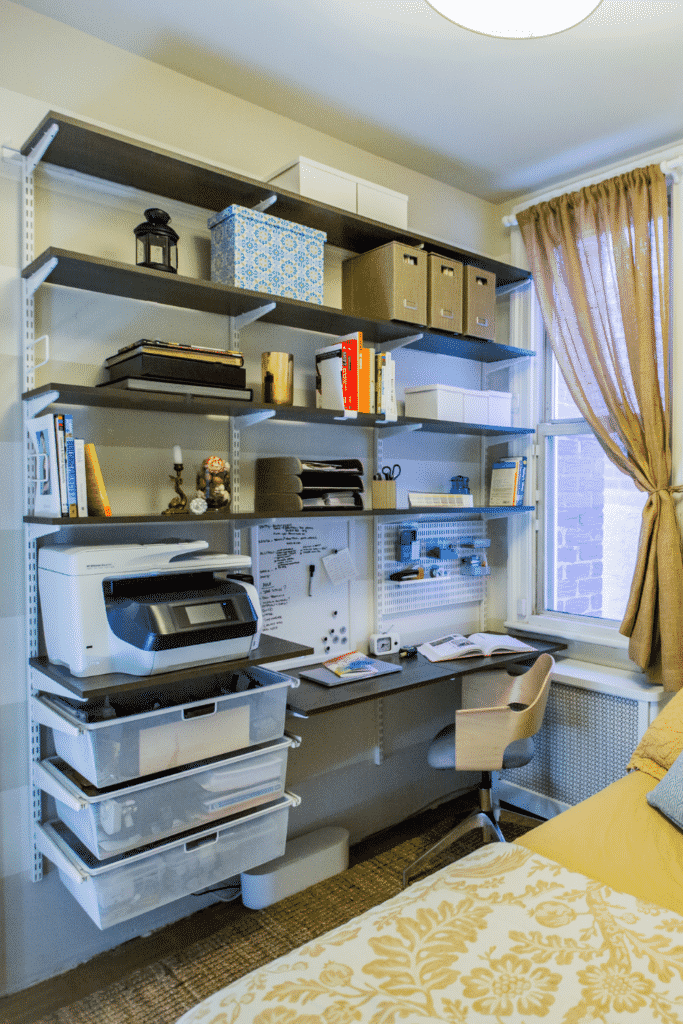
top-left (482, 357), bottom-right (524, 376)
top-left (24, 122), bottom-right (59, 175)
top-left (232, 409), bottom-right (276, 430)
top-left (26, 523), bottom-right (61, 542)
top-left (332, 409), bottom-right (358, 421)
top-left (496, 279), bottom-right (531, 298)
top-left (32, 762), bottom-right (85, 812)
top-left (234, 301), bottom-right (276, 332)
top-left (26, 258), bottom-right (58, 295)
top-left (227, 302), bottom-right (276, 350)
top-left (25, 385), bottom-right (58, 419)
top-left (252, 194), bottom-right (277, 213)
top-left (382, 333), bottom-right (423, 353)
top-left (2, 142), bottom-right (21, 166)
top-left (373, 697), bottom-right (385, 765)
top-left (375, 421), bottom-right (421, 439)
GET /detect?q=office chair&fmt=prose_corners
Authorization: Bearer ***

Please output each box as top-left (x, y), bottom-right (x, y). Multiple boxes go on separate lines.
top-left (403, 653), bottom-right (554, 887)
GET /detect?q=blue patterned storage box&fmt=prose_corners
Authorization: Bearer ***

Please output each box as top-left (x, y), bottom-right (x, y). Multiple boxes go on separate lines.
top-left (208, 204), bottom-right (326, 303)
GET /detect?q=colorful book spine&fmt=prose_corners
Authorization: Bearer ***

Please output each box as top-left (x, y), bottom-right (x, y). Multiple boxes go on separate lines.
top-left (357, 336), bottom-right (368, 414)
top-left (63, 413), bottom-right (78, 517)
top-left (84, 442), bottom-right (112, 516)
top-left (74, 438), bottom-right (87, 517)
top-left (367, 343), bottom-right (376, 414)
top-left (515, 456), bottom-right (527, 505)
top-left (375, 352), bottom-right (385, 414)
top-left (53, 413), bottom-right (68, 516)
top-left (387, 353), bottom-right (397, 419)
top-left (340, 332), bottom-right (360, 411)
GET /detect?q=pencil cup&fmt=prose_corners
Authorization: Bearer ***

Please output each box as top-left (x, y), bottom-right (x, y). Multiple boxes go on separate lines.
top-left (261, 352), bottom-right (293, 405)
top-left (371, 479), bottom-right (396, 509)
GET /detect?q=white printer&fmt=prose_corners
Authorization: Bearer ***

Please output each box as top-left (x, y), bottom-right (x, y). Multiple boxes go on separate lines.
top-left (38, 540), bottom-right (263, 678)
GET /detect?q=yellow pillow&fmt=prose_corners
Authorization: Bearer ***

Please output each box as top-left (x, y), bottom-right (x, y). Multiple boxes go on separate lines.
top-left (628, 688), bottom-right (683, 780)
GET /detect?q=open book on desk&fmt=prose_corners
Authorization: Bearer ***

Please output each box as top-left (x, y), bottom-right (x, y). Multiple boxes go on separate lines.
top-left (417, 632), bottom-right (535, 662)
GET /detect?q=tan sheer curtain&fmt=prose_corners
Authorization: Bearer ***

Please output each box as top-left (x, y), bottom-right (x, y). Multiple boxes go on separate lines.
top-left (517, 165), bottom-right (683, 690)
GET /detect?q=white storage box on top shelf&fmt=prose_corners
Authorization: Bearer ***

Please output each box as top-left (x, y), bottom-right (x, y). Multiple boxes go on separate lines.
top-left (36, 736), bottom-right (295, 858)
top-left (268, 157), bottom-right (409, 229)
top-left (404, 384), bottom-right (512, 427)
top-left (31, 666), bottom-right (297, 788)
top-left (208, 204), bottom-right (326, 303)
top-left (37, 795), bottom-right (299, 929)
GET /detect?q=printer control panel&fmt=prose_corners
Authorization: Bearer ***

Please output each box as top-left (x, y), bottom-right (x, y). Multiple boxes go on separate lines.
top-left (175, 600), bottom-right (240, 627)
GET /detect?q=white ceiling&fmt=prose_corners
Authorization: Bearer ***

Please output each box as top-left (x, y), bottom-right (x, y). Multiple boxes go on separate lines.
top-left (10, 0), bottom-right (683, 203)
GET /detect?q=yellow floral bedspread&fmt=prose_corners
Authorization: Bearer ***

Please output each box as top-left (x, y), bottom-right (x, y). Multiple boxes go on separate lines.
top-left (177, 844), bottom-right (683, 1023)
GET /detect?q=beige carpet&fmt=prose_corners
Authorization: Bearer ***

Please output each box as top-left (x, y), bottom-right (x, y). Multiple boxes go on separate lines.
top-left (22, 814), bottom-right (534, 1024)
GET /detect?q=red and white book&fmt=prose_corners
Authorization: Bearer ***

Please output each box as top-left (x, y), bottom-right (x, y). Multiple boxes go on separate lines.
top-left (340, 332), bottom-right (361, 411)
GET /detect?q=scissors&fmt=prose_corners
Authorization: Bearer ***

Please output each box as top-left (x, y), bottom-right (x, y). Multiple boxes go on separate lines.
top-left (381, 464), bottom-right (401, 480)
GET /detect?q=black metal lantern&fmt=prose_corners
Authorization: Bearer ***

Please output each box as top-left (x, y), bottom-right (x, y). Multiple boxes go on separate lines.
top-left (134, 208), bottom-right (178, 273)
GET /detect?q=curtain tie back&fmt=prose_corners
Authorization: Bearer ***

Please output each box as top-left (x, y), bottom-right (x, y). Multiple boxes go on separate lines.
top-left (646, 485), bottom-right (683, 503)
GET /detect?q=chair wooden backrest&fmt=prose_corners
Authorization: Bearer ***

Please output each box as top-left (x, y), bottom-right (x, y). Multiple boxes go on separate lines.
top-left (454, 653), bottom-right (555, 772)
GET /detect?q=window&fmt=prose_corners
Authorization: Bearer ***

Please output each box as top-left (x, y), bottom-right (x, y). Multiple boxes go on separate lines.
top-left (536, 343), bottom-right (647, 625)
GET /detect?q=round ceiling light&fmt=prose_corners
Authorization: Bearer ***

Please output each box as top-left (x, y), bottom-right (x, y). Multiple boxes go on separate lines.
top-left (427, 0), bottom-right (604, 38)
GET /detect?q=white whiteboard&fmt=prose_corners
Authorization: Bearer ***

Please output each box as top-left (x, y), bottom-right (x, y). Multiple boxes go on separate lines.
top-left (253, 520), bottom-right (352, 657)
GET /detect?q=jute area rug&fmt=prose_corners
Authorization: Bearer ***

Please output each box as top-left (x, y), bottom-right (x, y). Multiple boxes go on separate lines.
top-left (24, 815), bottom-right (533, 1024)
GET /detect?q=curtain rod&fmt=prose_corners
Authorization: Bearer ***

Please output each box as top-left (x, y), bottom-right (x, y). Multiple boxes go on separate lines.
top-left (503, 155), bottom-right (683, 228)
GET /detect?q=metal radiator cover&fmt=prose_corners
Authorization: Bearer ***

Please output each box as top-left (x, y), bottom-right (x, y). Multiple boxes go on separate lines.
top-left (503, 681), bottom-right (641, 807)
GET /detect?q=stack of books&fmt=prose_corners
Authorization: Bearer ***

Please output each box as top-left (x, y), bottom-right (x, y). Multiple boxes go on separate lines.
top-left (489, 456), bottom-right (527, 506)
top-left (315, 332), bottom-right (397, 417)
top-left (254, 457), bottom-right (364, 513)
top-left (28, 412), bottom-right (111, 518)
top-left (102, 339), bottom-right (252, 401)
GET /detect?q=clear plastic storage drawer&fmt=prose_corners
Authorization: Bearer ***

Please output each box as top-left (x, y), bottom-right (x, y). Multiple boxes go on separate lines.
top-left (31, 666), bottom-right (297, 787)
top-left (36, 736), bottom-right (295, 858)
top-left (37, 794), bottom-right (299, 929)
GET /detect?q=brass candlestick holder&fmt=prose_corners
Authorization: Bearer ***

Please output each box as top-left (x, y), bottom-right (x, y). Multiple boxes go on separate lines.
top-left (162, 461), bottom-right (188, 515)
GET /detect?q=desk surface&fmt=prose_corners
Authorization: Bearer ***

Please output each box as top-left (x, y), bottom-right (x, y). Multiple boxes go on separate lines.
top-left (286, 637), bottom-right (566, 717)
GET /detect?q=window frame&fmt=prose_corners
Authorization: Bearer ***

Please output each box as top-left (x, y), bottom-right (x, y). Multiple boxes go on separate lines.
top-left (506, 324), bottom-right (632, 652)
top-left (525, 337), bottom-right (635, 649)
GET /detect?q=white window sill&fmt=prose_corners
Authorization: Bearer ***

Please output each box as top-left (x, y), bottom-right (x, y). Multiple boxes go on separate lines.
top-left (505, 613), bottom-right (631, 651)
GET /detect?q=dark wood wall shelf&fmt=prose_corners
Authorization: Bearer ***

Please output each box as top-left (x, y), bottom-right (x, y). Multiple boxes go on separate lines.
top-left (24, 249), bottom-right (534, 362)
top-left (23, 112), bottom-right (531, 289)
top-left (24, 382), bottom-right (535, 434)
top-left (25, 506), bottom-right (535, 527)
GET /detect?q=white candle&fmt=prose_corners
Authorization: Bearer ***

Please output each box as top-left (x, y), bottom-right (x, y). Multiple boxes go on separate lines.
top-left (173, 446), bottom-right (182, 465)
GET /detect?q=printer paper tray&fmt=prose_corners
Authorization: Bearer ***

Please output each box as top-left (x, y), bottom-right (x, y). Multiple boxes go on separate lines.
top-left (29, 634), bottom-right (314, 702)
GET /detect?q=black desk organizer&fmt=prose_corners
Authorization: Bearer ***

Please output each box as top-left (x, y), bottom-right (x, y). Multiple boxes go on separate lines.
top-left (255, 456), bottom-right (364, 513)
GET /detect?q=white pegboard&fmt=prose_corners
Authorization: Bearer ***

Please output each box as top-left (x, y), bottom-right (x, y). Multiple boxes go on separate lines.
top-left (378, 519), bottom-right (488, 618)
